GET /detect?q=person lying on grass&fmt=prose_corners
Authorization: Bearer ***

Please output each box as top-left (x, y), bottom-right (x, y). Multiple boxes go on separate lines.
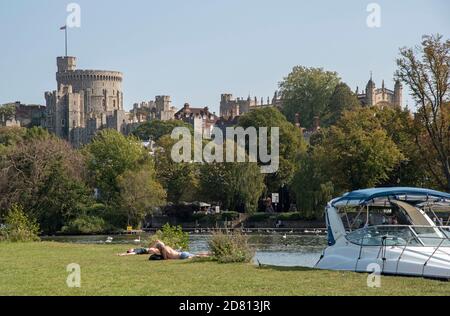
top-left (118, 240), bottom-right (210, 260)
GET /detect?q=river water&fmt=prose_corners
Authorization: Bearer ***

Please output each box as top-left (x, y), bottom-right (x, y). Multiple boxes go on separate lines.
top-left (42, 233), bottom-right (328, 268)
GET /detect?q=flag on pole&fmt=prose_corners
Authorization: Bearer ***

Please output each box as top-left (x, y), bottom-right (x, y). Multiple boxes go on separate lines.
top-left (60, 25), bottom-right (67, 30)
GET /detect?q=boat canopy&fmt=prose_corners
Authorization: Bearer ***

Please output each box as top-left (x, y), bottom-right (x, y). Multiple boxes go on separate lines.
top-left (332, 187), bottom-right (450, 208)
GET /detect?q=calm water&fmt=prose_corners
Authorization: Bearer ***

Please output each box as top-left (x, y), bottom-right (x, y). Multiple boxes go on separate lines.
top-left (42, 233), bottom-right (327, 268)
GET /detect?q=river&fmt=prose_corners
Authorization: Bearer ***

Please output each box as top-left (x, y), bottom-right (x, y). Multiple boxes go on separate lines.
top-left (42, 233), bottom-right (328, 268)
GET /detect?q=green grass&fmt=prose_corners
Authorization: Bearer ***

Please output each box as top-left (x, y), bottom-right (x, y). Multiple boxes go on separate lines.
top-left (0, 242), bottom-right (449, 296)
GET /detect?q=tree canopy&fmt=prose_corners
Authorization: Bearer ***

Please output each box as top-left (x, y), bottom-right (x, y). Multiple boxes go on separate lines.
top-left (132, 120), bottom-right (193, 141)
top-left (237, 107), bottom-right (306, 192)
top-left (280, 66), bottom-right (340, 128)
top-left (396, 34), bottom-right (450, 190)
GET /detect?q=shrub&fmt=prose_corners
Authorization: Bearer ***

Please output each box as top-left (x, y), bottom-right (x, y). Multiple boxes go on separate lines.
top-left (208, 230), bottom-right (254, 263)
top-left (150, 223), bottom-right (189, 250)
top-left (220, 211), bottom-right (240, 221)
top-left (0, 204), bottom-right (40, 242)
top-left (247, 213), bottom-right (274, 222)
top-left (276, 212), bottom-right (304, 221)
top-left (61, 215), bottom-right (108, 235)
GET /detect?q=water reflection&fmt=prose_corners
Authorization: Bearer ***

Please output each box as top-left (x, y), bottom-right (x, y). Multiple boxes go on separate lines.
top-left (42, 233), bottom-right (327, 268)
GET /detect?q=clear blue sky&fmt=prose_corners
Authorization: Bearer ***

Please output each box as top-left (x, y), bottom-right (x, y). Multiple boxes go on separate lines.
top-left (1, 0), bottom-right (449, 112)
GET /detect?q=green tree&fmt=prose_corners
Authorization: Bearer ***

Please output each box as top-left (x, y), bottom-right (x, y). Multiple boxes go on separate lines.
top-left (84, 129), bottom-right (148, 204)
top-left (0, 104), bottom-right (16, 122)
top-left (0, 135), bottom-right (92, 233)
top-left (280, 66), bottom-right (340, 128)
top-left (322, 82), bottom-right (361, 126)
top-left (291, 147), bottom-right (334, 219)
top-left (133, 119), bottom-right (193, 141)
top-left (154, 135), bottom-right (199, 203)
top-left (199, 159), bottom-right (265, 213)
top-left (375, 107), bottom-right (435, 188)
top-left (321, 108), bottom-right (404, 191)
top-left (237, 107), bottom-right (306, 192)
top-left (117, 166), bottom-right (166, 227)
top-left (0, 204), bottom-right (40, 242)
top-left (396, 34), bottom-right (450, 190)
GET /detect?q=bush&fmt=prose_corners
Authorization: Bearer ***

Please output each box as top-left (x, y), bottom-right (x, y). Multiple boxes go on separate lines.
top-left (150, 223), bottom-right (189, 251)
top-left (0, 204), bottom-right (40, 242)
top-left (220, 211), bottom-right (240, 221)
top-left (276, 212), bottom-right (304, 221)
top-left (247, 213), bottom-right (274, 222)
top-left (208, 230), bottom-right (254, 263)
top-left (61, 215), bottom-right (109, 235)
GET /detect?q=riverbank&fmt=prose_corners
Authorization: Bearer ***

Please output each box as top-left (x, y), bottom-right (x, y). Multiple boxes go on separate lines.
top-left (1, 242), bottom-right (449, 296)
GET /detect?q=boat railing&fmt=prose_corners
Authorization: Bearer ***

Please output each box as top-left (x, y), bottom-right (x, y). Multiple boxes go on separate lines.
top-left (351, 225), bottom-right (450, 275)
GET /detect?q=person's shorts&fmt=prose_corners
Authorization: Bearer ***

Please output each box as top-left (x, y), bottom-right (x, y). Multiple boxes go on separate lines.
top-left (179, 252), bottom-right (194, 260)
top-left (133, 248), bottom-right (149, 255)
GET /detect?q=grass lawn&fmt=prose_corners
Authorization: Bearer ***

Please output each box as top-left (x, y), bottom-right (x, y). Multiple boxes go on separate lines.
top-left (0, 242), bottom-right (449, 296)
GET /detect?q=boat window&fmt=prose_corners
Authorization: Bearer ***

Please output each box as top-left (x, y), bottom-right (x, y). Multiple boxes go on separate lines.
top-left (411, 227), bottom-right (450, 247)
top-left (346, 226), bottom-right (421, 246)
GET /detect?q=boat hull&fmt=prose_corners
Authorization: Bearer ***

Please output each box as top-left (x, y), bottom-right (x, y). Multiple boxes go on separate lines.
top-left (316, 243), bottom-right (450, 279)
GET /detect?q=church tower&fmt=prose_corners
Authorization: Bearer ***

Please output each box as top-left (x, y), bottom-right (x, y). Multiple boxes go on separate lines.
top-left (365, 74), bottom-right (376, 106)
top-left (394, 79), bottom-right (403, 107)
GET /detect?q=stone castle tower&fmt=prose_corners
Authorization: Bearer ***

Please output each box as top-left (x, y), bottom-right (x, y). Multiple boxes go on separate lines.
top-left (220, 92), bottom-right (281, 118)
top-left (357, 74), bottom-right (403, 108)
top-left (44, 56), bottom-right (127, 146)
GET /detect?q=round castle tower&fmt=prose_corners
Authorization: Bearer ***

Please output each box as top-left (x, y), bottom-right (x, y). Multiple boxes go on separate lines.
top-left (45, 57), bottom-right (126, 147)
top-left (56, 56), bottom-right (123, 113)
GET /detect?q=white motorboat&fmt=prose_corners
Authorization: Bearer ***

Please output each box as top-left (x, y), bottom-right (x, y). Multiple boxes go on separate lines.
top-left (315, 187), bottom-right (450, 279)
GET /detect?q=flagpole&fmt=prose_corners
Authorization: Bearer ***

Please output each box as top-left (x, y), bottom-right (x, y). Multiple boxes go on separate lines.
top-left (65, 26), bottom-right (68, 57)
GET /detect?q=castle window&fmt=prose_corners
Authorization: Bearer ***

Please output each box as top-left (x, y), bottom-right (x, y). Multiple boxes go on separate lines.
top-left (113, 100), bottom-right (116, 108)
top-left (61, 119), bottom-right (65, 127)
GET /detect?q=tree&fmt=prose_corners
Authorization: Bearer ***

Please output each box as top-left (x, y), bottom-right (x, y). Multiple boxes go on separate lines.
top-left (322, 82), bottom-right (361, 126)
top-left (132, 119), bottom-right (193, 141)
top-left (376, 107), bottom-right (436, 188)
top-left (318, 108), bottom-right (404, 191)
top-left (84, 129), bottom-right (148, 204)
top-left (154, 135), bottom-right (199, 204)
top-left (280, 66), bottom-right (340, 128)
top-left (0, 135), bottom-right (92, 233)
top-left (291, 148), bottom-right (334, 219)
top-left (117, 166), bottom-right (166, 227)
top-left (396, 34), bottom-right (450, 190)
top-left (199, 142), bottom-right (265, 213)
top-left (0, 104), bottom-right (16, 122)
top-left (237, 107), bottom-right (306, 192)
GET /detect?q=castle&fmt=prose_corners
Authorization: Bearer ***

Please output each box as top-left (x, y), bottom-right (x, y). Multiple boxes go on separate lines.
top-left (32, 56), bottom-right (404, 147)
top-left (220, 92), bottom-right (282, 118)
top-left (129, 96), bottom-right (177, 123)
top-left (44, 56), bottom-right (128, 146)
top-left (356, 76), bottom-right (403, 108)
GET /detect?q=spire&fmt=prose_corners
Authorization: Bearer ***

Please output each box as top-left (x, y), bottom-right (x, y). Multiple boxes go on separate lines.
top-left (367, 71), bottom-right (375, 89)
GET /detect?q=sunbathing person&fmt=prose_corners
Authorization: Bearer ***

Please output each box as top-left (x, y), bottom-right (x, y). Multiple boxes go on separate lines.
top-left (153, 240), bottom-right (210, 260)
top-left (118, 247), bottom-right (160, 257)
top-left (118, 240), bottom-right (210, 259)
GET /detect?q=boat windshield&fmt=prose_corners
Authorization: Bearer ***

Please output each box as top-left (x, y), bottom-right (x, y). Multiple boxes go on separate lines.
top-left (346, 226), bottom-right (450, 247)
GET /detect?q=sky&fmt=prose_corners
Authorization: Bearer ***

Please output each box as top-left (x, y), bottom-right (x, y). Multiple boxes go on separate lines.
top-left (0, 0), bottom-right (449, 113)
